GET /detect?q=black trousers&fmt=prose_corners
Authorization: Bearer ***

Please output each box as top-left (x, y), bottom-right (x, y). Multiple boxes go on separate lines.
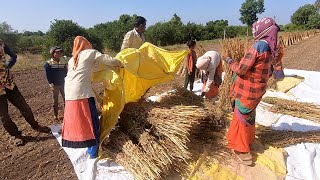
top-left (0, 86), bottom-right (38, 137)
top-left (184, 70), bottom-right (196, 91)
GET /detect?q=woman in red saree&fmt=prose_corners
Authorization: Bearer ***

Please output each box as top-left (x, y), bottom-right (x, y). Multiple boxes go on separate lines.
top-left (225, 17), bottom-right (280, 165)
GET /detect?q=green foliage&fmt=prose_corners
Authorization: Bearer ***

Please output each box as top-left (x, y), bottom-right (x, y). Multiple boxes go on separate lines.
top-left (22, 30), bottom-right (45, 36)
top-left (17, 35), bottom-right (45, 53)
top-left (183, 22), bottom-right (206, 42)
top-left (307, 13), bottom-right (320, 29)
top-left (282, 23), bottom-right (305, 32)
top-left (315, 0), bottom-right (320, 12)
top-left (239, 0), bottom-right (265, 26)
top-left (44, 19), bottom-right (103, 59)
top-left (205, 20), bottom-right (228, 39)
top-left (0, 21), bottom-right (19, 50)
top-left (88, 14), bottom-right (136, 52)
top-left (225, 26), bottom-right (248, 38)
top-left (291, 4), bottom-right (318, 27)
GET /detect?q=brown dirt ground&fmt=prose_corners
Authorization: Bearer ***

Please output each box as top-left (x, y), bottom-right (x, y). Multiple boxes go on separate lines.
top-left (0, 34), bottom-right (319, 180)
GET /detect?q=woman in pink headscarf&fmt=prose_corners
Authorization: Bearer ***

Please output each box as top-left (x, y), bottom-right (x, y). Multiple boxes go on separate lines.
top-left (62, 36), bottom-right (121, 158)
top-left (225, 17), bottom-right (280, 165)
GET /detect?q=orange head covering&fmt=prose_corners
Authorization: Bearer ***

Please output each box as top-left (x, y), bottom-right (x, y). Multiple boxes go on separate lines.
top-left (72, 36), bottom-right (92, 70)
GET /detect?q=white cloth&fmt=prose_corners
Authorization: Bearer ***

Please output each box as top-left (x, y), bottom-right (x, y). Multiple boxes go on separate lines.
top-left (121, 28), bottom-right (145, 50)
top-left (50, 125), bottom-right (134, 180)
top-left (196, 51), bottom-right (221, 92)
top-left (64, 49), bottom-right (115, 100)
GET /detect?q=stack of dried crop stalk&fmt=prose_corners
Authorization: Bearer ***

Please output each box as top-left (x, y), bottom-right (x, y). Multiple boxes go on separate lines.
top-left (257, 127), bottom-right (320, 148)
top-left (262, 97), bottom-right (320, 123)
top-left (218, 38), bottom-right (251, 112)
top-left (102, 87), bottom-right (213, 180)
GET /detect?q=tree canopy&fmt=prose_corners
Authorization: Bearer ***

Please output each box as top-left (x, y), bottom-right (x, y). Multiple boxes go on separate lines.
top-left (291, 4), bottom-right (320, 29)
top-left (239, 0), bottom-right (265, 27)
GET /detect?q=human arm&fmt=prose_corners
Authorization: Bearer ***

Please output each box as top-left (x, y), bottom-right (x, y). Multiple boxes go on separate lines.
top-left (94, 50), bottom-right (122, 67)
top-left (44, 63), bottom-right (54, 89)
top-left (228, 46), bottom-right (258, 75)
top-left (4, 45), bottom-right (17, 68)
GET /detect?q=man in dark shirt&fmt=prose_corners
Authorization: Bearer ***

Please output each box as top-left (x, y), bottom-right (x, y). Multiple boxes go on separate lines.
top-left (44, 46), bottom-right (67, 120)
top-left (0, 39), bottom-right (51, 146)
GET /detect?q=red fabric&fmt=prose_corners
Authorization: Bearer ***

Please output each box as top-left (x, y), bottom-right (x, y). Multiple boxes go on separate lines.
top-left (227, 109), bottom-right (256, 153)
top-left (202, 82), bottom-right (219, 99)
top-left (229, 43), bottom-right (271, 106)
top-left (62, 99), bottom-right (95, 142)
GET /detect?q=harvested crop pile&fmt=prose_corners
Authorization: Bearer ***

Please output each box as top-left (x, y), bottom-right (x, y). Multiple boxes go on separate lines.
top-left (262, 97), bottom-right (320, 123)
top-left (257, 128), bottom-right (320, 148)
top-left (101, 87), bottom-right (225, 180)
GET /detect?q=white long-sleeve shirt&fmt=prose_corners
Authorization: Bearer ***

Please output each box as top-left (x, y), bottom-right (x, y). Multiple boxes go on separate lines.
top-left (64, 49), bottom-right (116, 100)
top-left (121, 28), bottom-right (145, 50)
top-left (196, 51), bottom-right (221, 93)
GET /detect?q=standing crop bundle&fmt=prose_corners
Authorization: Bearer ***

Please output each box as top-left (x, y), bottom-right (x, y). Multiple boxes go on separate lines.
top-left (218, 38), bottom-right (251, 112)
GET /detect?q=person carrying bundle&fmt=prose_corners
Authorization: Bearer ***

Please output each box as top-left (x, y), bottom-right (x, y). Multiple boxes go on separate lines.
top-left (225, 17), bottom-right (280, 165)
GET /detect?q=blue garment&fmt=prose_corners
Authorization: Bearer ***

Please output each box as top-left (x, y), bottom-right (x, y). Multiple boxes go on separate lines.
top-left (87, 97), bottom-right (100, 158)
top-left (4, 45), bottom-right (17, 68)
top-left (44, 59), bottom-right (67, 86)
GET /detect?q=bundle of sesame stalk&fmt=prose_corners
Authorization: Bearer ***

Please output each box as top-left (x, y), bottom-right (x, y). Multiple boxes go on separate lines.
top-left (101, 87), bottom-right (216, 180)
top-left (218, 38), bottom-right (251, 112)
top-left (262, 97), bottom-right (320, 123)
top-left (257, 127), bottom-right (320, 148)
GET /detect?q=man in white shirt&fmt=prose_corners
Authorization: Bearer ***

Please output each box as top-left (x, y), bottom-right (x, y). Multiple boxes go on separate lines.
top-left (121, 16), bottom-right (146, 50)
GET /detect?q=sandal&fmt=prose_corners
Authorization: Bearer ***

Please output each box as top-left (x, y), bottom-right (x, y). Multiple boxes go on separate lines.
top-left (232, 150), bottom-right (253, 166)
top-left (14, 135), bottom-right (25, 146)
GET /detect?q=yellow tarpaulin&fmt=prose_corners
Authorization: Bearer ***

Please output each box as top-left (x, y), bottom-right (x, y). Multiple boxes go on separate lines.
top-left (116, 42), bottom-right (188, 103)
top-left (91, 42), bottom-right (188, 157)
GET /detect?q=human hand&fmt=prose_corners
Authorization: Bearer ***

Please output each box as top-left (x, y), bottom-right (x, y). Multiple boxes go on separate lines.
top-left (107, 59), bottom-right (123, 67)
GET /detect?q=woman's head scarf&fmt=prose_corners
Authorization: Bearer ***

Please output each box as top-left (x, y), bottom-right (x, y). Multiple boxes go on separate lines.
top-left (72, 36), bottom-right (92, 70)
top-left (252, 17), bottom-right (280, 58)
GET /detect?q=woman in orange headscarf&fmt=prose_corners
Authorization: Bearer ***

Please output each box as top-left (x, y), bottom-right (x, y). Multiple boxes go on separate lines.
top-left (62, 36), bottom-right (121, 158)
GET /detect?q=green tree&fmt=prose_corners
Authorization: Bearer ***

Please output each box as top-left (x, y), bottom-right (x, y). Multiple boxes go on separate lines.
top-left (0, 21), bottom-right (19, 51)
top-left (88, 14), bottom-right (136, 52)
top-left (291, 4), bottom-right (319, 29)
top-left (45, 19), bottom-right (102, 59)
top-left (205, 20), bottom-right (228, 39)
top-left (239, 0), bottom-right (265, 35)
top-left (307, 13), bottom-right (320, 29)
top-left (315, 0), bottom-right (320, 12)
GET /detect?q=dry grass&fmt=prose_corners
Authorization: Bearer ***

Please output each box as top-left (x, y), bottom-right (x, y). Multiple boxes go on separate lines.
top-left (218, 38), bottom-right (251, 112)
top-left (257, 128), bottom-right (320, 148)
top-left (262, 97), bottom-right (320, 123)
top-left (100, 83), bottom-right (235, 179)
top-left (11, 53), bottom-right (45, 71)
